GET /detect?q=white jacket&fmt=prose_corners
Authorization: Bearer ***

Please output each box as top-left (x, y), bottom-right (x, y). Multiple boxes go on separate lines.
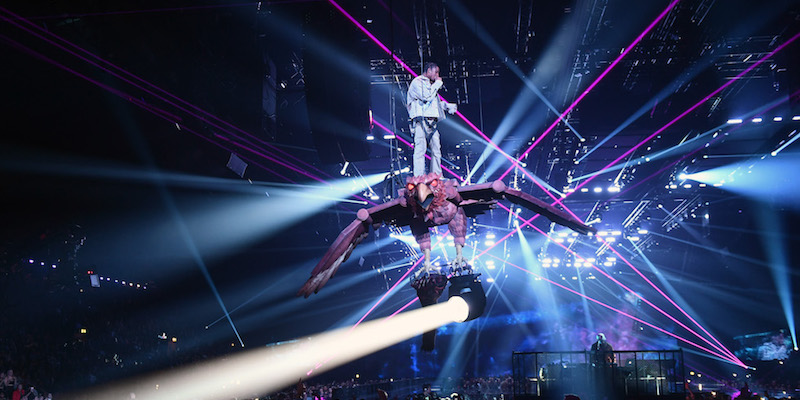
top-left (406, 75), bottom-right (457, 120)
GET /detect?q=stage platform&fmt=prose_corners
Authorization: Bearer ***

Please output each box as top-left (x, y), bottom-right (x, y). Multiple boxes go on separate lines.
top-left (512, 350), bottom-right (685, 400)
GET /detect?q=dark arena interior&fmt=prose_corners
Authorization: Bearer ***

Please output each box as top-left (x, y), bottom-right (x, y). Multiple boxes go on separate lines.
top-left (2, 1), bottom-right (800, 399)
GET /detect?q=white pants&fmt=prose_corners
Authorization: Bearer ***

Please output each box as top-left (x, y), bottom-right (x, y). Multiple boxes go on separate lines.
top-left (412, 117), bottom-right (441, 176)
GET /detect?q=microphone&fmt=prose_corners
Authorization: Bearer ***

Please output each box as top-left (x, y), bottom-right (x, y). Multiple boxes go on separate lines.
top-left (432, 78), bottom-right (446, 92)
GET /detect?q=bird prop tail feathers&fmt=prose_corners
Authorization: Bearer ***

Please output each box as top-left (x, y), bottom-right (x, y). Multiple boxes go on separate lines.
top-left (298, 245), bottom-right (347, 298)
top-left (298, 219), bottom-right (369, 297)
top-left (411, 269), bottom-right (448, 351)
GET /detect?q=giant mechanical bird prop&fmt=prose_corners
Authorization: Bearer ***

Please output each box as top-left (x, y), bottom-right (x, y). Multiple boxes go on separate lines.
top-left (299, 173), bottom-right (596, 298)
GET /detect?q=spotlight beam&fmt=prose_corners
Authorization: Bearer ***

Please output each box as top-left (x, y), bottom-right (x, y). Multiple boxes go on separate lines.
top-left (0, 150), bottom-right (295, 191)
top-left (648, 231), bottom-right (774, 269)
top-left (386, 297), bottom-right (419, 320)
top-left (627, 239), bottom-right (722, 352)
top-left (497, 0), bottom-right (681, 181)
top-left (476, 32), bottom-right (800, 264)
top-left (498, 203), bottom-right (741, 364)
top-left (1, 32), bottom-right (380, 223)
top-left (570, 124), bottom-right (723, 184)
top-left (679, 220), bottom-right (800, 243)
top-left (208, 237), bottom-right (396, 330)
top-left (573, 89), bottom-right (800, 186)
top-left (565, 30), bottom-right (800, 196)
top-left (469, 245), bottom-right (746, 367)
top-left (352, 230), bottom-right (452, 329)
top-left (67, 298), bottom-right (469, 400)
top-left (372, 2), bottom-right (578, 218)
top-left (594, 88), bottom-right (800, 211)
top-left (327, 0), bottom-right (579, 218)
top-left (352, 259), bottom-right (420, 327)
top-left (205, 272), bottom-right (303, 329)
top-left (599, 236), bottom-right (740, 362)
top-left (1, 34), bottom-right (385, 297)
top-left (515, 229), bottom-right (562, 337)
top-left (446, 0), bottom-right (584, 178)
top-left (576, 44), bottom-right (724, 164)
top-left (756, 208), bottom-right (797, 350)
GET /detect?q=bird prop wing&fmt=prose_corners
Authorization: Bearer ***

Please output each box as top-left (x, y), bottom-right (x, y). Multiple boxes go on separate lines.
top-left (298, 199), bottom-right (411, 297)
top-left (457, 180), bottom-right (596, 235)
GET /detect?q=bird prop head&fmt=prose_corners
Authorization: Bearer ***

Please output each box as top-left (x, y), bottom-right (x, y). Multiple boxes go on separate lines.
top-left (404, 173), bottom-right (445, 212)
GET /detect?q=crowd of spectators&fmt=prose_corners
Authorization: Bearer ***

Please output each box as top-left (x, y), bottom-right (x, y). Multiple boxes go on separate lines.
top-left (0, 369), bottom-right (52, 400)
top-left (262, 375), bottom-right (515, 400)
top-left (683, 358), bottom-right (800, 400)
top-left (687, 375), bottom-right (800, 400)
top-left (0, 232), bottom-right (220, 396)
top-left (261, 373), bottom-right (800, 400)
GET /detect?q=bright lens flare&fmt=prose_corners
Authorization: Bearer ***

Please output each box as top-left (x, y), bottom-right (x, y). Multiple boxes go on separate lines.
top-left (449, 296), bottom-right (470, 323)
top-left (67, 297), bottom-right (470, 400)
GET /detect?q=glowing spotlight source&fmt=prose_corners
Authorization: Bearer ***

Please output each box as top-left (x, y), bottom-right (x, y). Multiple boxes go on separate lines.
top-left (448, 274), bottom-right (486, 322)
top-left (68, 298), bottom-right (470, 400)
top-left (448, 295), bottom-right (471, 323)
top-left (752, 117), bottom-right (763, 123)
top-left (727, 118), bottom-right (743, 124)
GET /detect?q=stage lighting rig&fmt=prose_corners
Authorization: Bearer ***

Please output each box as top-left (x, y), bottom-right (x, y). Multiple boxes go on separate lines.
top-left (410, 262), bottom-right (487, 350)
top-left (447, 267), bottom-right (486, 322)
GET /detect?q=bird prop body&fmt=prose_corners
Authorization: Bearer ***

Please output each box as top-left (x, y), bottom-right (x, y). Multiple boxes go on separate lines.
top-left (298, 173), bottom-right (595, 297)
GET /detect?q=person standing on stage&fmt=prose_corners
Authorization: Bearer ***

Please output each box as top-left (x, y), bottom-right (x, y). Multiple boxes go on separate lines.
top-left (590, 332), bottom-right (616, 366)
top-left (406, 62), bottom-right (458, 177)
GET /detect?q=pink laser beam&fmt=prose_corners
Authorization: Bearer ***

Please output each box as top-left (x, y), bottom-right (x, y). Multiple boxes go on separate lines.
top-left (568, 30), bottom-right (800, 197)
top-left (0, 5), bottom-right (332, 182)
top-left (385, 297), bottom-right (419, 320)
top-left (471, 245), bottom-right (747, 367)
top-left (500, 202), bottom-right (741, 364)
top-left (497, 0), bottom-right (681, 181)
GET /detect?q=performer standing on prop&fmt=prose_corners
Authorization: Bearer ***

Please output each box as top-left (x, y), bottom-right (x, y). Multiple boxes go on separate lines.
top-left (406, 62), bottom-right (458, 177)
